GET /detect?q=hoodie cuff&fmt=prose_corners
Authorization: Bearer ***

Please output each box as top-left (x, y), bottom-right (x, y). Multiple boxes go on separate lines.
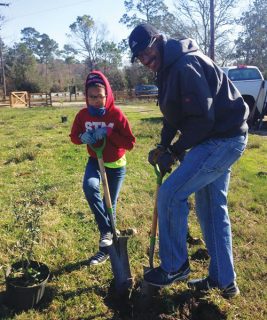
top-left (169, 144), bottom-right (186, 162)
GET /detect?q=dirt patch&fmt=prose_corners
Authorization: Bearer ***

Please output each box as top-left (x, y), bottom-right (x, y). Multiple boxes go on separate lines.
top-left (105, 281), bottom-right (227, 320)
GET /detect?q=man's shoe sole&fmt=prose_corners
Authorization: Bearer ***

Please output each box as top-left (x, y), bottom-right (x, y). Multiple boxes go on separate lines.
top-left (222, 286), bottom-right (240, 299)
top-left (188, 278), bottom-right (240, 299)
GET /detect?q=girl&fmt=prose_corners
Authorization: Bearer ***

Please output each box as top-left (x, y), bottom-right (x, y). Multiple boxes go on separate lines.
top-left (70, 71), bottom-right (135, 265)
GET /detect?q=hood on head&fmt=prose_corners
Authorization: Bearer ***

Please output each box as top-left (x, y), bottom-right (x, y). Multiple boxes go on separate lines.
top-left (85, 70), bottom-right (114, 111)
top-left (163, 38), bottom-right (199, 69)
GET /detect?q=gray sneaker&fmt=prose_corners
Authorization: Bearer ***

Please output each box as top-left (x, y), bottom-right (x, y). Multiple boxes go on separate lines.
top-left (221, 281), bottom-right (240, 298)
top-left (99, 232), bottom-right (113, 247)
top-left (89, 251), bottom-right (109, 265)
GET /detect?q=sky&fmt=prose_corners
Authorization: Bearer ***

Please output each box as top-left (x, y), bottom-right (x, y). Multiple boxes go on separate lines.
top-left (1, 0), bottom-right (251, 52)
top-left (0, 0), bottom-right (175, 50)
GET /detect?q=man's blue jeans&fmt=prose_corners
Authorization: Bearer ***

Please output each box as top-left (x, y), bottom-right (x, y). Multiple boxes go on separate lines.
top-left (83, 157), bottom-right (126, 234)
top-left (157, 133), bottom-right (248, 288)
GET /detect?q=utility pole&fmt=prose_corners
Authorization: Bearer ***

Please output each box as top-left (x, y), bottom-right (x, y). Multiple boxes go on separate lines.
top-left (0, 2), bottom-right (9, 100)
top-left (210, 0), bottom-right (215, 61)
top-left (0, 38), bottom-right (6, 99)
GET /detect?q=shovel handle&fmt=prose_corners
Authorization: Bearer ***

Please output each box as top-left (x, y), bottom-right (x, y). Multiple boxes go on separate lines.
top-left (149, 164), bottom-right (162, 268)
top-left (151, 165), bottom-right (162, 237)
top-left (150, 183), bottom-right (160, 237)
top-left (154, 164), bottom-right (162, 185)
top-left (89, 138), bottom-right (118, 242)
top-left (89, 138), bottom-right (106, 159)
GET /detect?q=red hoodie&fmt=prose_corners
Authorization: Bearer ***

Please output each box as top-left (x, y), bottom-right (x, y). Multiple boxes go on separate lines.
top-left (70, 70), bottom-right (135, 163)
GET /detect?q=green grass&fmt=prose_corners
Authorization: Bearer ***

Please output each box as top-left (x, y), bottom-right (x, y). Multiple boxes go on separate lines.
top-left (0, 104), bottom-right (266, 319)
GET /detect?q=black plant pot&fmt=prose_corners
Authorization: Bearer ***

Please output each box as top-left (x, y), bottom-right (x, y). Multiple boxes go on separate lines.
top-left (5, 260), bottom-right (50, 311)
top-left (61, 116), bottom-right (68, 123)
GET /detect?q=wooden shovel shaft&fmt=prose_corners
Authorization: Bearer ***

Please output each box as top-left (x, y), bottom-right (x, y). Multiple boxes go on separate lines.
top-left (97, 157), bottom-right (118, 243)
top-left (150, 183), bottom-right (160, 240)
top-left (149, 165), bottom-right (162, 269)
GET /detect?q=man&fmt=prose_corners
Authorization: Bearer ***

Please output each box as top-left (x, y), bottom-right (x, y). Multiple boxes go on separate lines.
top-left (128, 23), bottom-right (249, 298)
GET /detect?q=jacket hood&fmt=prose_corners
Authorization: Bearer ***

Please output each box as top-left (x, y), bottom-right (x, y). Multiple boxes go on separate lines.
top-left (85, 70), bottom-right (115, 111)
top-left (162, 38), bottom-right (199, 70)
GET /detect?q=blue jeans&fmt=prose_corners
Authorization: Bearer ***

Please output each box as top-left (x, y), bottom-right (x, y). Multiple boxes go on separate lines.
top-left (83, 157), bottom-right (126, 234)
top-left (157, 133), bottom-right (248, 288)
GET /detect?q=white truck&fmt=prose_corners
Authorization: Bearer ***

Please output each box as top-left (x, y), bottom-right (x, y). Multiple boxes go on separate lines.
top-left (221, 65), bottom-right (267, 128)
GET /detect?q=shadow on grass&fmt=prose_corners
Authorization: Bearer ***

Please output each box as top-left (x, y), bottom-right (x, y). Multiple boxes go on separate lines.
top-left (0, 259), bottom-right (226, 319)
top-left (51, 259), bottom-right (91, 277)
top-left (48, 260), bottom-right (135, 319)
top-left (140, 116), bottom-right (163, 124)
top-left (0, 284), bottom-right (109, 319)
top-left (0, 283), bottom-right (227, 320)
top-left (4, 151), bottom-right (36, 165)
top-left (0, 286), bottom-right (55, 318)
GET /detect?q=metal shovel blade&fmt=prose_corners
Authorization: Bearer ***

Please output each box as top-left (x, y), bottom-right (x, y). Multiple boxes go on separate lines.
top-left (136, 265), bottom-right (159, 309)
top-left (106, 236), bottom-right (132, 295)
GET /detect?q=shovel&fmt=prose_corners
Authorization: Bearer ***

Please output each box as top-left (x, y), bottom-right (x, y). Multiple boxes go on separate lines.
top-left (148, 164), bottom-right (162, 269)
top-left (140, 165), bottom-right (162, 300)
top-left (90, 138), bottom-right (132, 295)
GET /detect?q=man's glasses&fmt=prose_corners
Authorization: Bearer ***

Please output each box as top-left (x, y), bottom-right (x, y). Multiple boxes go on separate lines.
top-left (88, 95), bottom-right (106, 100)
top-left (137, 37), bottom-right (157, 61)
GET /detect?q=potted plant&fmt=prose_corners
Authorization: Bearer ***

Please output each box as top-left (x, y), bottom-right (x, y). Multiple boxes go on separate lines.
top-left (4, 195), bottom-right (50, 311)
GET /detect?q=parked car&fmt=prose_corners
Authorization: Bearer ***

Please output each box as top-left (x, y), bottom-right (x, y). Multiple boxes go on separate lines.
top-left (134, 84), bottom-right (158, 97)
top-left (221, 65), bottom-right (267, 127)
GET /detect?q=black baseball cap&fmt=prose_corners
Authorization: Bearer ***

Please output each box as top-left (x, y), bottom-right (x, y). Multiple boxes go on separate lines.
top-left (129, 23), bottom-right (159, 63)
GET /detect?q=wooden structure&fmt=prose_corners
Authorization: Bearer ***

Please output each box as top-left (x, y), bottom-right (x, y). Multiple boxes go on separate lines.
top-left (29, 93), bottom-right (52, 107)
top-left (10, 91), bottom-right (29, 107)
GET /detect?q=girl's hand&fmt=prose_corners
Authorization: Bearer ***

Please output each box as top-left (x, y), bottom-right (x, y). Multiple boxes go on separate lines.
top-left (94, 127), bottom-right (107, 141)
top-left (79, 131), bottom-right (96, 145)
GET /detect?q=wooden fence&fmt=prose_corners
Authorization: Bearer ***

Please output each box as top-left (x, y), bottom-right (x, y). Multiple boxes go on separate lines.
top-left (10, 91), bottom-right (29, 107)
top-left (29, 93), bottom-right (52, 107)
top-left (2, 90), bottom-right (157, 108)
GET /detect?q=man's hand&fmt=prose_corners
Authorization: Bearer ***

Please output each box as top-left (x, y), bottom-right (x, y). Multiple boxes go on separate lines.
top-left (93, 127), bottom-right (107, 141)
top-left (157, 149), bottom-right (177, 175)
top-left (148, 144), bottom-right (166, 166)
top-left (168, 146), bottom-right (186, 162)
top-left (80, 131), bottom-right (96, 145)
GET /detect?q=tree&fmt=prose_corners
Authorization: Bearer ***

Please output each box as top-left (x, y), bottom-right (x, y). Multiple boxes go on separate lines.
top-left (173, 0), bottom-right (238, 62)
top-left (67, 15), bottom-right (109, 70)
top-left (119, 0), bottom-right (183, 65)
top-left (106, 68), bottom-right (126, 91)
top-left (21, 28), bottom-right (59, 63)
top-left (5, 43), bottom-right (40, 92)
top-left (124, 63), bottom-right (156, 90)
top-left (96, 41), bottom-right (123, 72)
top-left (120, 0), bottom-right (178, 35)
top-left (57, 45), bottom-right (79, 87)
top-left (36, 34), bottom-right (58, 64)
top-left (61, 45), bottom-right (78, 62)
top-left (0, 14), bottom-right (4, 26)
top-left (235, 0), bottom-right (267, 72)
top-left (0, 14), bottom-right (7, 98)
top-left (20, 27), bottom-right (40, 54)
top-left (21, 28), bottom-right (59, 92)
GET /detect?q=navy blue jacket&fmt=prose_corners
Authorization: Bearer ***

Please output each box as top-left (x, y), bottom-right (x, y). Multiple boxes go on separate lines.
top-left (157, 38), bottom-right (249, 156)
